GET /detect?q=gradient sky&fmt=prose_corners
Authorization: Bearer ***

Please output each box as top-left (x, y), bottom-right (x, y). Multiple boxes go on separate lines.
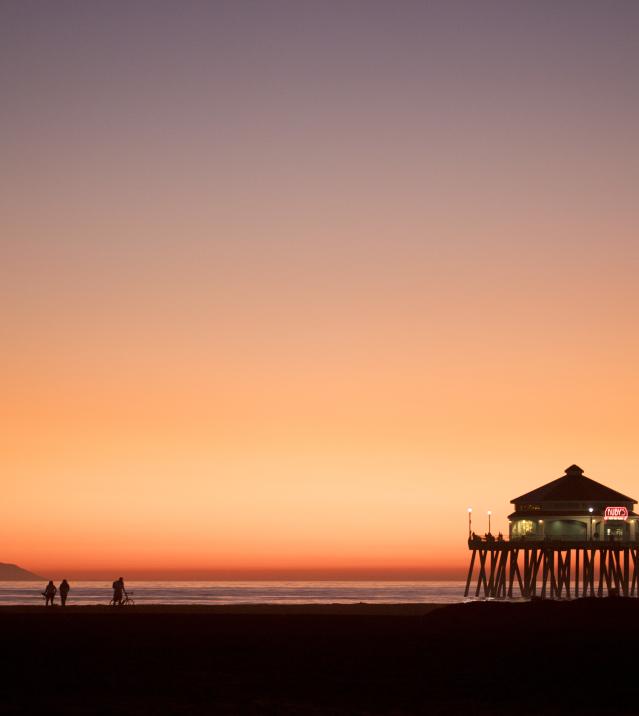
top-left (2, 1), bottom-right (639, 578)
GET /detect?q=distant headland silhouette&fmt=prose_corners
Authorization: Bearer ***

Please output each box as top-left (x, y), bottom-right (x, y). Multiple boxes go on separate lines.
top-left (0, 563), bottom-right (43, 581)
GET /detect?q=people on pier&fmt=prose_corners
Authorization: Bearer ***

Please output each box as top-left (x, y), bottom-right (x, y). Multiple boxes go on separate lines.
top-left (43, 580), bottom-right (56, 606)
top-left (468, 531), bottom-right (505, 544)
top-left (59, 579), bottom-right (70, 606)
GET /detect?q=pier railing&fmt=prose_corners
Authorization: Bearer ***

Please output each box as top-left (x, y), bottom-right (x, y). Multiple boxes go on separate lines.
top-left (469, 535), bottom-right (639, 547)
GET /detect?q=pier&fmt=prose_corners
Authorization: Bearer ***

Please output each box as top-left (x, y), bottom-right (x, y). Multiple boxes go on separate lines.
top-left (465, 465), bottom-right (639, 599)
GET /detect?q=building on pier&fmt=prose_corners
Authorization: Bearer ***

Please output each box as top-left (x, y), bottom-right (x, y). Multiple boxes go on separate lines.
top-left (465, 465), bottom-right (639, 599)
top-left (509, 464), bottom-right (638, 543)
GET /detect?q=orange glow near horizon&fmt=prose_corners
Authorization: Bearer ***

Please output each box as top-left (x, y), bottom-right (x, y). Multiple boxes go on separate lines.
top-left (2, 3), bottom-right (639, 579)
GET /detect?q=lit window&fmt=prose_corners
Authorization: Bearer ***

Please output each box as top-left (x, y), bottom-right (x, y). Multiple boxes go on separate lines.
top-left (513, 520), bottom-right (536, 536)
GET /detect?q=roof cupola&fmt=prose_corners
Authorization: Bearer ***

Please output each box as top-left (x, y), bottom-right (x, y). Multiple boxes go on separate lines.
top-left (565, 464), bottom-right (584, 476)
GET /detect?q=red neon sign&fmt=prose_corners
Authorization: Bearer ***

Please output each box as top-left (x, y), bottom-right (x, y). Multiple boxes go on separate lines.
top-left (604, 506), bottom-right (628, 521)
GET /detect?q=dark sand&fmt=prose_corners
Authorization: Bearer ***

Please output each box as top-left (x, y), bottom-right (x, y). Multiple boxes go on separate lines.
top-left (1, 600), bottom-right (638, 715)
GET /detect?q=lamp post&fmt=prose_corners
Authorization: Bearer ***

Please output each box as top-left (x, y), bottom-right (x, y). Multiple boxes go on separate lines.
top-left (467, 507), bottom-right (473, 539)
top-left (488, 510), bottom-right (492, 535)
top-left (589, 507), bottom-right (594, 541)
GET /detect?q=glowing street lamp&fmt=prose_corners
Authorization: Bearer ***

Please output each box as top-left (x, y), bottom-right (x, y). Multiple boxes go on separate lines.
top-left (467, 507), bottom-right (473, 539)
top-left (589, 507), bottom-right (594, 541)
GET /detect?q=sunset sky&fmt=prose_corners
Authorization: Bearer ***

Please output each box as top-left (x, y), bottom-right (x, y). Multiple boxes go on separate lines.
top-left (2, 1), bottom-right (639, 578)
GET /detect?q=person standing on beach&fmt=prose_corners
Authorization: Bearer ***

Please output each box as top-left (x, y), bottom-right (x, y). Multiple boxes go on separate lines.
top-left (112, 577), bottom-right (125, 606)
top-left (59, 579), bottom-right (70, 607)
top-left (43, 581), bottom-right (56, 606)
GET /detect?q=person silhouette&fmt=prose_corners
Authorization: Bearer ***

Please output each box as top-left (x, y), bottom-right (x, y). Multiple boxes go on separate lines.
top-left (59, 579), bottom-right (70, 607)
top-left (112, 577), bottom-right (125, 606)
top-left (43, 580), bottom-right (56, 606)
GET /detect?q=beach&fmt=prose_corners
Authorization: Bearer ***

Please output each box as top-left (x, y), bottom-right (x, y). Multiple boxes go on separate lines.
top-left (0, 580), bottom-right (467, 606)
top-left (2, 600), bottom-right (638, 715)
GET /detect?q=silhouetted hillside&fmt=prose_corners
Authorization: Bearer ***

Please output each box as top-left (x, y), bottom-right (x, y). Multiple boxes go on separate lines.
top-left (0, 562), bottom-right (43, 580)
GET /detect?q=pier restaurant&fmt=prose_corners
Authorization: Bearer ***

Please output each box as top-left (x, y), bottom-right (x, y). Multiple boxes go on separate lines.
top-left (509, 464), bottom-right (638, 543)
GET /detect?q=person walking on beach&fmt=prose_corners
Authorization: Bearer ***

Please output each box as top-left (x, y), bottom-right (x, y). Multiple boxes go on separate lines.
top-left (112, 577), bottom-right (125, 606)
top-left (59, 579), bottom-right (70, 607)
top-left (43, 580), bottom-right (57, 606)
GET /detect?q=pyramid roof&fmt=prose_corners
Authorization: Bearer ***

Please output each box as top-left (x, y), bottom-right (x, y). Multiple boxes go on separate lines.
top-left (511, 465), bottom-right (636, 505)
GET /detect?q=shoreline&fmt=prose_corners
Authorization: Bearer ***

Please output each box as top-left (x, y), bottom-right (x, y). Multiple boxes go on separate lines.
top-left (0, 602), bottom-right (447, 615)
top-left (1, 596), bottom-right (634, 615)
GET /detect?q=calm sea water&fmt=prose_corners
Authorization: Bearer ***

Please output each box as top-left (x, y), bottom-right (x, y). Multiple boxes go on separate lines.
top-left (0, 580), bottom-right (468, 606)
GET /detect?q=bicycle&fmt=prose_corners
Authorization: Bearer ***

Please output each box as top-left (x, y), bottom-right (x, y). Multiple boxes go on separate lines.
top-left (109, 590), bottom-right (135, 606)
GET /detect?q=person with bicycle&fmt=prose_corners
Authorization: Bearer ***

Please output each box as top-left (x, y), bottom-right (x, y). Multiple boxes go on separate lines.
top-left (112, 577), bottom-right (125, 606)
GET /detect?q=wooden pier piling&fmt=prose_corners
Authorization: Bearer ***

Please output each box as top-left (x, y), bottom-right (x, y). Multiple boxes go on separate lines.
top-left (465, 539), bottom-right (639, 599)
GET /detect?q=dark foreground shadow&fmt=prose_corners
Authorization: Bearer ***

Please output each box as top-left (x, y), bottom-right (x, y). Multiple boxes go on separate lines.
top-left (1, 599), bottom-right (638, 715)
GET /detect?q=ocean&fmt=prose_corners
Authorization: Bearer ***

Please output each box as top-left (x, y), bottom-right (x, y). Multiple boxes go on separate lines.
top-left (0, 580), bottom-right (468, 606)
